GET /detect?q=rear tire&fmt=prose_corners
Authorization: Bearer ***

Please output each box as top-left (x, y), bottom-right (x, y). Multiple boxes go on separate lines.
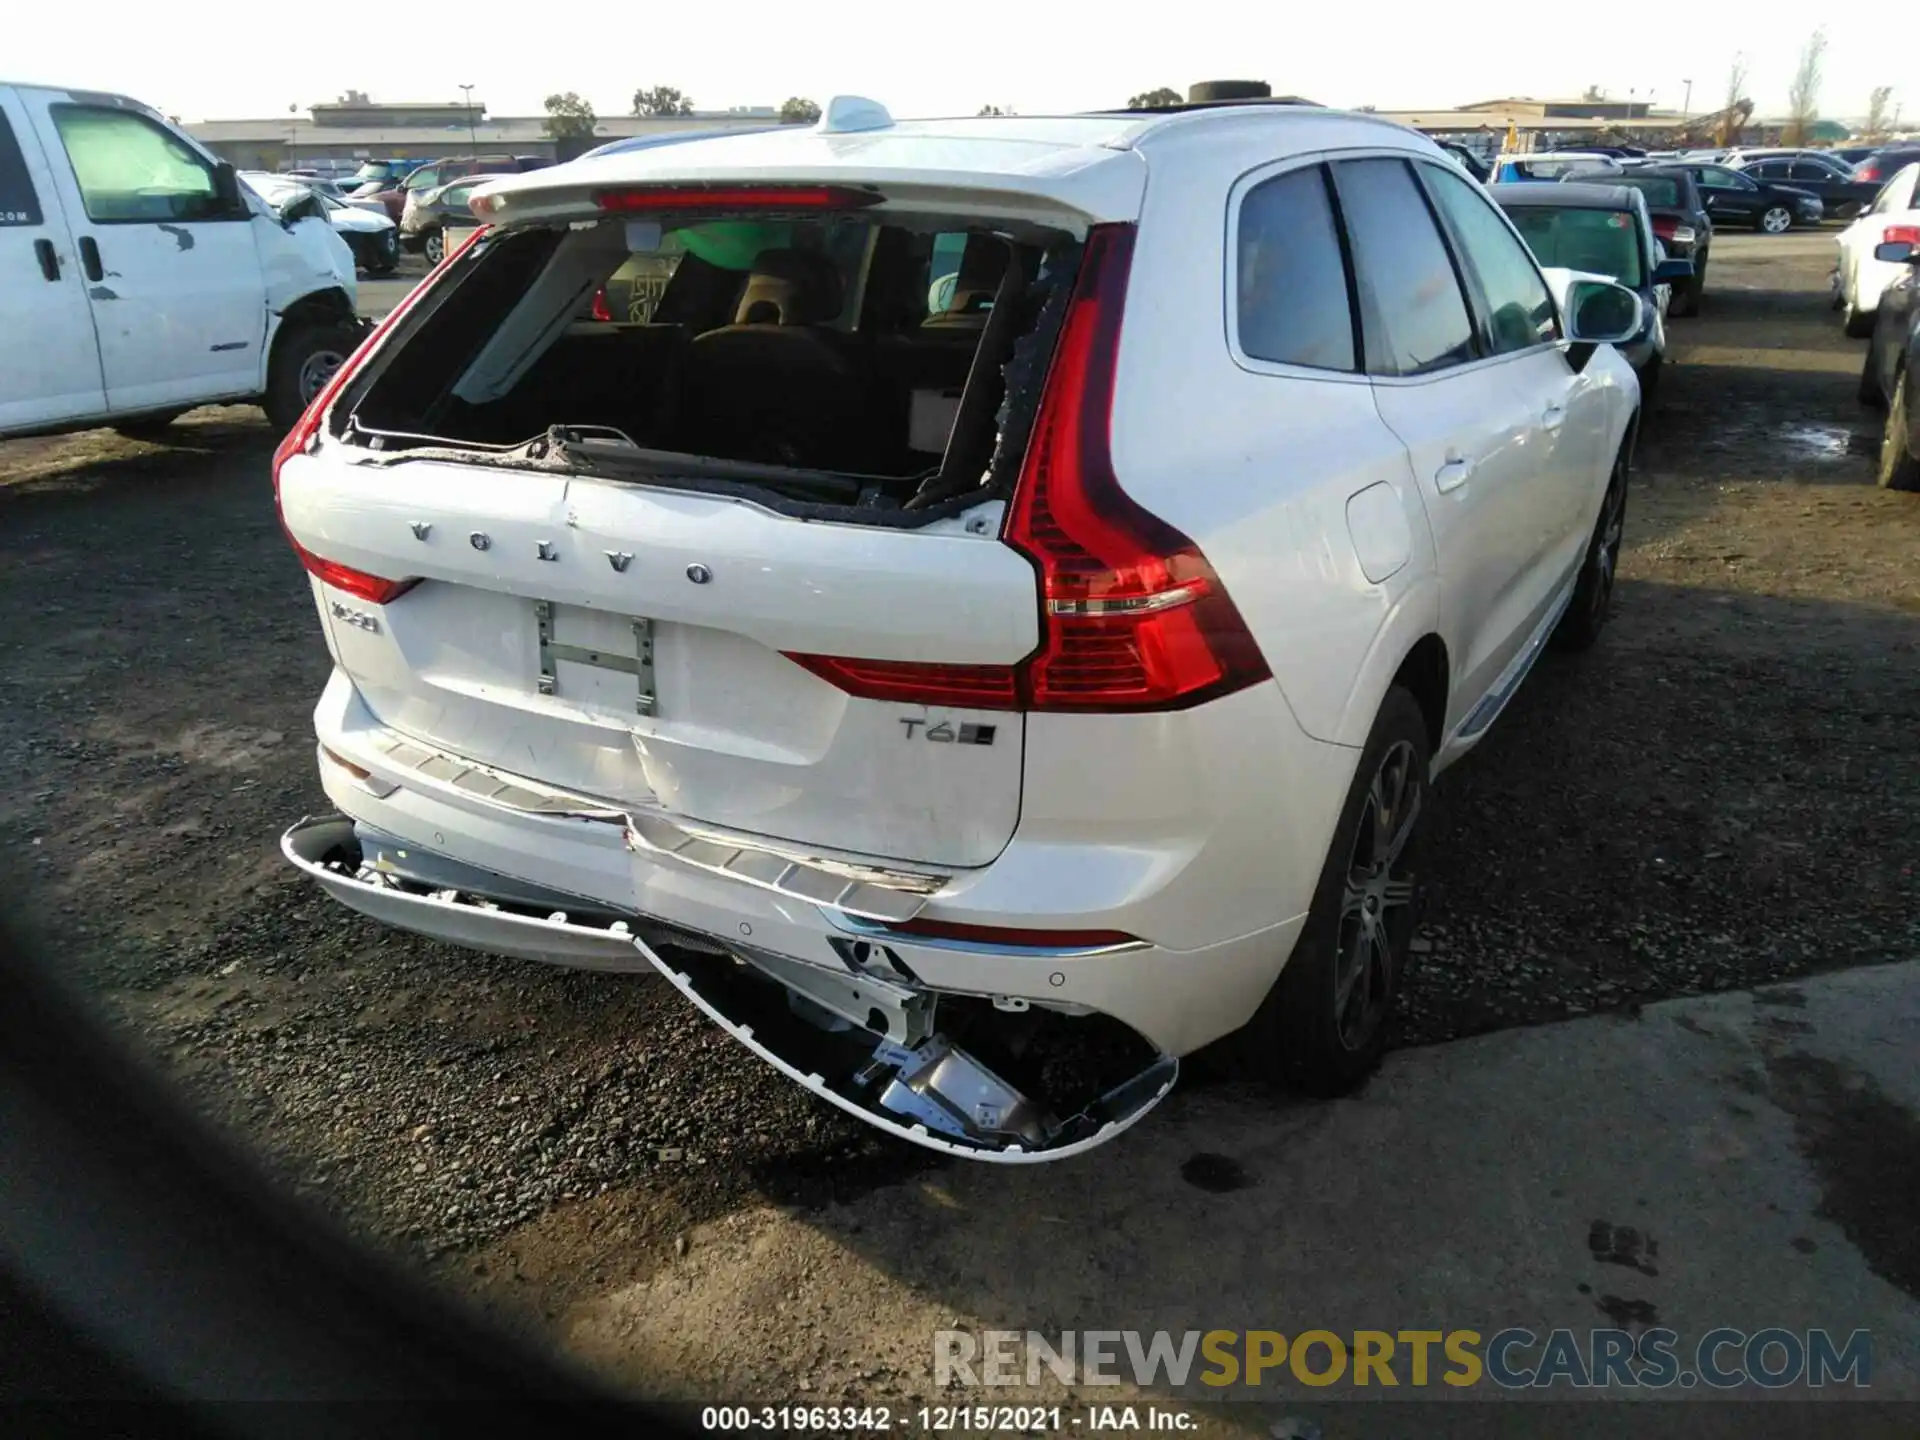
top-left (1672, 267), bottom-right (1702, 317)
top-left (1859, 350), bottom-right (1885, 408)
top-left (423, 229), bottom-right (445, 265)
top-left (1553, 442), bottom-right (1630, 652)
top-left (1239, 687), bottom-right (1430, 1097)
top-left (265, 322), bottom-right (362, 434)
top-left (1879, 372), bottom-right (1920, 493)
top-left (1843, 298), bottom-right (1876, 339)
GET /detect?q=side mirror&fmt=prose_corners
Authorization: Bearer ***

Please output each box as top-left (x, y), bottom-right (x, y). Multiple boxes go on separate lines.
top-left (213, 160), bottom-right (245, 217)
top-left (1653, 256), bottom-right (1696, 283)
top-left (1565, 279), bottom-right (1646, 345)
top-left (277, 189), bottom-right (326, 227)
top-left (1873, 240), bottom-right (1920, 264)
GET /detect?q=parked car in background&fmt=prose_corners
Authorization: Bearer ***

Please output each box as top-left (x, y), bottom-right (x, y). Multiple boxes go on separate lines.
top-left (242, 173), bottom-right (399, 276)
top-left (1850, 148), bottom-right (1920, 188)
top-left (350, 159), bottom-right (412, 188)
top-left (275, 104), bottom-right (1647, 1159)
top-left (1567, 165), bottom-right (1712, 315)
top-left (1733, 154), bottom-right (1879, 220)
top-left (1834, 163), bottom-right (1920, 337)
top-left (398, 173), bottom-right (512, 262)
top-left (1663, 161), bottom-right (1823, 233)
top-left (280, 172), bottom-right (388, 216)
top-left (1858, 235), bottom-right (1920, 489)
top-left (357, 155), bottom-right (554, 223)
top-left (1492, 181), bottom-right (1690, 394)
top-left (1831, 146), bottom-right (1880, 168)
top-left (1438, 140), bottom-right (1490, 182)
top-left (0, 80), bottom-right (364, 439)
top-left (1490, 152), bottom-right (1623, 184)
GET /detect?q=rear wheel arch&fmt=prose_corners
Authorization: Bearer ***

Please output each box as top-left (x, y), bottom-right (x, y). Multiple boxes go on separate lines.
top-left (1390, 634), bottom-right (1449, 758)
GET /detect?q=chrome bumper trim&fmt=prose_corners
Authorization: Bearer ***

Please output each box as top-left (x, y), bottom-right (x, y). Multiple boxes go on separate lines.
top-left (280, 814), bottom-right (650, 972)
top-left (357, 729), bottom-right (947, 922)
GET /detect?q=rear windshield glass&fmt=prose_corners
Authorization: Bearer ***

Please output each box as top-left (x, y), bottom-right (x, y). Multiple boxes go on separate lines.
top-left (1501, 160), bottom-right (1590, 182)
top-left (1501, 206), bottom-right (1643, 287)
top-left (1614, 175), bottom-right (1682, 207)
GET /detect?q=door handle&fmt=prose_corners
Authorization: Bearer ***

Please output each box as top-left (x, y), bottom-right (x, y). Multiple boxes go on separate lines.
top-left (78, 235), bottom-right (103, 283)
top-left (1435, 456), bottom-right (1474, 494)
top-left (33, 238), bottom-right (60, 282)
top-left (1542, 402), bottom-right (1567, 431)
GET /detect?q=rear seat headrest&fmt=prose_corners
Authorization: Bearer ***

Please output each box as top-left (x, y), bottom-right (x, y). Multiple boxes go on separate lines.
top-left (733, 248), bottom-right (844, 326)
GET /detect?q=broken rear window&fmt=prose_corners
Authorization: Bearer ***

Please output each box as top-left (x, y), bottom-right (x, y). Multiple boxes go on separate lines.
top-left (342, 208), bottom-right (1083, 522)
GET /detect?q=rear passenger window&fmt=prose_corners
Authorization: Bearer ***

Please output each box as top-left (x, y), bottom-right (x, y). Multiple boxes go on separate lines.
top-left (1331, 158), bottom-right (1477, 376)
top-left (0, 111), bottom-right (43, 226)
top-left (1235, 164), bottom-right (1355, 372)
top-left (1419, 163), bottom-right (1559, 353)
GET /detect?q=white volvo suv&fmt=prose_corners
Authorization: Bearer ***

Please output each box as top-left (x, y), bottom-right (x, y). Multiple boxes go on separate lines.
top-left (277, 98), bottom-right (1644, 1161)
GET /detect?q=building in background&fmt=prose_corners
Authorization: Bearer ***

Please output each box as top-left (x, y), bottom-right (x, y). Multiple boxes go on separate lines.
top-left (188, 90), bottom-right (779, 174)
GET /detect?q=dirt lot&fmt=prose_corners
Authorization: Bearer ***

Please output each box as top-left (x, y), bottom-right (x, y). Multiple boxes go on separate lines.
top-left (1, 232), bottom-right (1915, 1403)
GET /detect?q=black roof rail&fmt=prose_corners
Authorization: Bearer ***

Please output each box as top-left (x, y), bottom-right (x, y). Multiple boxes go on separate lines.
top-left (1097, 97), bottom-right (1326, 116)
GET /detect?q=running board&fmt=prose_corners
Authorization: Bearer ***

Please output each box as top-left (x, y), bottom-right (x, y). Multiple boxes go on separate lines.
top-left (1454, 578), bottom-right (1575, 742)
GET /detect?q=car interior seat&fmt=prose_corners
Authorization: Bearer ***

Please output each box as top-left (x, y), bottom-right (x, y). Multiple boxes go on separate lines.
top-left (673, 248), bottom-right (881, 470)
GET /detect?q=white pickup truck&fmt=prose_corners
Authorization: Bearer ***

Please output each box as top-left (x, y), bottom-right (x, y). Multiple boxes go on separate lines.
top-left (0, 80), bottom-right (365, 439)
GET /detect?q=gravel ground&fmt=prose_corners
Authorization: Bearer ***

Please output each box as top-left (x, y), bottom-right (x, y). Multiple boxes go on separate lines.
top-left (0, 234), bottom-right (1915, 1318)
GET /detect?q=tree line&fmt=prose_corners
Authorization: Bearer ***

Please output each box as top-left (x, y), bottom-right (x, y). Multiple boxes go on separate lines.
top-left (544, 60), bottom-right (1900, 145)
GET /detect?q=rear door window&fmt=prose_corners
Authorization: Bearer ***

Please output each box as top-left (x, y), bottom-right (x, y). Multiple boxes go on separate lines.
top-left (1330, 156), bottom-right (1477, 377)
top-left (0, 109), bottom-right (43, 226)
top-left (1233, 163), bottom-right (1356, 372)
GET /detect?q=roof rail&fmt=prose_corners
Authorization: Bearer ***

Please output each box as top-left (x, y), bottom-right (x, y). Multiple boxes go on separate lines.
top-left (1097, 96), bottom-right (1325, 116)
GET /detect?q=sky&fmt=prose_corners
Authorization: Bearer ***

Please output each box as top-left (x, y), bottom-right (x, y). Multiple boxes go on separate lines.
top-left (8, 3), bottom-right (1903, 126)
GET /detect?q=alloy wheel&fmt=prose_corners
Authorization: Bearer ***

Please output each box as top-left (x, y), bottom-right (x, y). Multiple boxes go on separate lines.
top-left (297, 350), bottom-right (346, 406)
top-left (1333, 740), bottom-right (1422, 1052)
top-left (1762, 206), bottom-right (1793, 235)
top-left (1589, 462), bottom-right (1627, 623)
top-left (425, 231), bottom-right (445, 264)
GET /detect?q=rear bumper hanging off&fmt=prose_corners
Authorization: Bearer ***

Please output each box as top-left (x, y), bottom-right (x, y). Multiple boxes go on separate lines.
top-left (282, 813), bottom-right (1177, 1160)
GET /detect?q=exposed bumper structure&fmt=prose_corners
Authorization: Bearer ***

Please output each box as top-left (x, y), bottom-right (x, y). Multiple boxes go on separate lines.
top-left (282, 814), bottom-right (1178, 1161)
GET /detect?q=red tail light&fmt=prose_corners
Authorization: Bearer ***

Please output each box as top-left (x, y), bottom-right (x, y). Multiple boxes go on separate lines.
top-left (783, 655), bottom-right (1018, 708)
top-left (1884, 225), bottom-right (1920, 247)
top-left (590, 183), bottom-right (881, 214)
top-left (1003, 223), bottom-right (1271, 712)
top-left (590, 286), bottom-right (612, 322)
top-left (1857, 163), bottom-right (1882, 183)
top-left (271, 226), bottom-right (489, 604)
top-left (786, 224), bottom-right (1270, 715)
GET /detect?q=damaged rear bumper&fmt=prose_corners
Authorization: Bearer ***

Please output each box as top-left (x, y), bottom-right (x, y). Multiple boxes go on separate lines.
top-left (282, 814), bottom-right (1177, 1161)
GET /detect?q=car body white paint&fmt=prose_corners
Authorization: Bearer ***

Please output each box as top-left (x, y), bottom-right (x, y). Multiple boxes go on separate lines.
top-left (278, 104), bottom-right (1640, 1158)
top-left (1836, 162), bottom-right (1920, 321)
top-left (0, 81), bottom-right (357, 437)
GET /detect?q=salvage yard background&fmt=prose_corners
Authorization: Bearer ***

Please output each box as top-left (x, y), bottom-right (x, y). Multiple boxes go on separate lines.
top-left (2, 230), bottom-right (1916, 1401)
